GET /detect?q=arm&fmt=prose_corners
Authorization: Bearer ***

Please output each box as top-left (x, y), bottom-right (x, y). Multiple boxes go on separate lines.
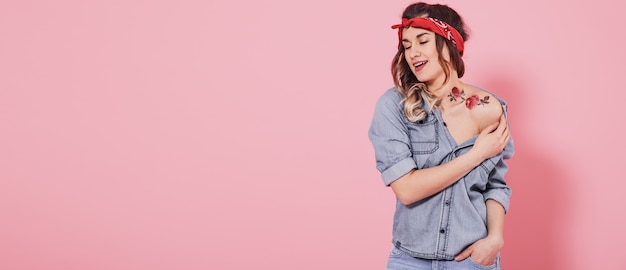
top-left (454, 100), bottom-right (514, 265)
top-left (390, 117), bottom-right (508, 205)
top-left (486, 199), bottom-right (506, 242)
top-left (453, 136), bottom-right (513, 266)
top-left (369, 90), bottom-right (510, 206)
top-left (454, 200), bottom-right (505, 265)
top-left (392, 91), bottom-right (511, 205)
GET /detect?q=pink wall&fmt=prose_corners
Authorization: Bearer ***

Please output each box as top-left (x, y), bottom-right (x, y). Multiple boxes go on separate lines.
top-left (1, 0), bottom-right (625, 269)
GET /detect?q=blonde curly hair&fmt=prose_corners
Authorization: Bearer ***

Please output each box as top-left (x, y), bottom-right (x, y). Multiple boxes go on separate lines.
top-left (391, 3), bottom-right (469, 122)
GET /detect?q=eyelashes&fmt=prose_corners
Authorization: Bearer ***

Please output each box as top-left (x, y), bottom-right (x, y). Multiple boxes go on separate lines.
top-left (403, 40), bottom-right (430, 50)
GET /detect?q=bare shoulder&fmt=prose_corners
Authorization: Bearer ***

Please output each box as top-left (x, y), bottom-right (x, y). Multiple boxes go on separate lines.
top-left (463, 85), bottom-right (503, 131)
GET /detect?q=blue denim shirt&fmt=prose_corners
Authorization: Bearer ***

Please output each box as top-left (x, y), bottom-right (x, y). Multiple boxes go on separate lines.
top-left (368, 87), bottom-right (514, 260)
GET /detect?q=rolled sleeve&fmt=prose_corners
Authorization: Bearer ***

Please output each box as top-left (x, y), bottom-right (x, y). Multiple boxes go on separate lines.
top-left (481, 97), bottom-right (515, 212)
top-left (483, 133), bottom-right (515, 213)
top-left (368, 89), bottom-right (416, 186)
top-left (381, 157), bottom-right (416, 186)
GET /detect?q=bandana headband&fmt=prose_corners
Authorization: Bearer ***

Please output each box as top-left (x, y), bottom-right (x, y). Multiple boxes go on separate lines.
top-left (391, 17), bottom-right (465, 56)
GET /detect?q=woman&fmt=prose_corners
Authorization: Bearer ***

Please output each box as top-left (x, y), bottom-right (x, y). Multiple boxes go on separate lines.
top-left (368, 2), bottom-right (514, 269)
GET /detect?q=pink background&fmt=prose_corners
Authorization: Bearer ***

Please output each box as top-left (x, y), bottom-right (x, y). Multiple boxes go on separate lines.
top-left (1, 0), bottom-right (625, 269)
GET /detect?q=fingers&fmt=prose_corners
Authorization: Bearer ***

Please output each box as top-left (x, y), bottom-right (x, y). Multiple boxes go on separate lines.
top-left (483, 115), bottom-right (507, 135)
top-left (501, 115), bottom-right (510, 142)
top-left (481, 121), bottom-right (499, 135)
top-left (454, 245), bottom-right (473, 261)
top-left (475, 114), bottom-right (511, 158)
top-left (472, 255), bottom-right (497, 267)
top-left (495, 114), bottom-right (507, 134)
top-left (494, 115), bottom-right (510, 146)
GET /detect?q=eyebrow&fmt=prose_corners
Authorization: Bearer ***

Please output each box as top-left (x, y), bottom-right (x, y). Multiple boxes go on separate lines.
top-left (401, 32), bottom-right (431, 42)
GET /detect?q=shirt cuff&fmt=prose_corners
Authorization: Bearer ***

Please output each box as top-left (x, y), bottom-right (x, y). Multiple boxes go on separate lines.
top-left (381, 157), bottom-right (417, 186)
top-left (484, 191), bottom-right (511, 213)
top-left (480, 155), bottom-right (500, 172)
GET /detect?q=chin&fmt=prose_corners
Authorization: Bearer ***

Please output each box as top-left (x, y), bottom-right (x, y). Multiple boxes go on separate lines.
top-left (412, 73), bottom-right (426, 82)
top-left (415, 75), bottom-right (431, 84)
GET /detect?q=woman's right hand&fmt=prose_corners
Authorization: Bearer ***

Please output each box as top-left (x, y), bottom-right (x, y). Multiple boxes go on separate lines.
top-left (471, 114), bottom-right (510, 161)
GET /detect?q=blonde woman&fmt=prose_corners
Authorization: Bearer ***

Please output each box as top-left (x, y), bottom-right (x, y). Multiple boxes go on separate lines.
top-left (368, 2), bottom-right (514, 269)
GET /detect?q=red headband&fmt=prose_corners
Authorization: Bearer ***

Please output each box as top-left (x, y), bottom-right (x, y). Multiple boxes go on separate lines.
top-left (391, 17), bottom-right (465, 56)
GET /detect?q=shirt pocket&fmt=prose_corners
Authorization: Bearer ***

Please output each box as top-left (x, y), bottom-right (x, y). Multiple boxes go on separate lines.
top-left (407, 118), bottom-right (439, 155)
top-left (406, 117), bottom-right (439, 156)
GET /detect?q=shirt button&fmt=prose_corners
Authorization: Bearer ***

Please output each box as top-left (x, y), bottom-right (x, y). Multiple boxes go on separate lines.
top-left (440, 229), bottom-right (445, 234)
top-left (445, 201), bottom-right (450, 206)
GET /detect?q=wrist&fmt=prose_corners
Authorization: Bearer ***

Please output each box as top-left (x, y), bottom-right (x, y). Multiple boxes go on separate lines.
top-left (464, 149), bottom-right (486, 167)
top-left (485, 234), bottom-right (504, 249)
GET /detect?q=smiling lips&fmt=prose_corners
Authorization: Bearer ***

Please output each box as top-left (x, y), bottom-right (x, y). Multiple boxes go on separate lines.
top-left (413, 61), bottom-right (427, 72)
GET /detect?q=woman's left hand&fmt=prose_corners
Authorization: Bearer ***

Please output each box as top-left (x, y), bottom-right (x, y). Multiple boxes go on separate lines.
top-left (454, 235), bottom-right (503, 266)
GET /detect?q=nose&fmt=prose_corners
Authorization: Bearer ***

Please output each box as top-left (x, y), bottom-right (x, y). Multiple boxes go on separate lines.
top-left (408, 46), bottom-right (422, 59)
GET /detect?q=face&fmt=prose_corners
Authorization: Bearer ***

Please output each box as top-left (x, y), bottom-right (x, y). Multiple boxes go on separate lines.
top-left (401, 27), bottom-right (450, 87)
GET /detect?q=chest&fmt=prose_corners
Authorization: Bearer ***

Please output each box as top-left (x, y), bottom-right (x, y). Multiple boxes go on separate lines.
top-left (440, 104), bottom-right (481, 146)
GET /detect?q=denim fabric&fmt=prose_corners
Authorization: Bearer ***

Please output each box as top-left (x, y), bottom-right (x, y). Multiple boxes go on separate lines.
top-left (387, 247), bottom-right (501, 270)
top-left (368, 87), bottom-right (514, 260)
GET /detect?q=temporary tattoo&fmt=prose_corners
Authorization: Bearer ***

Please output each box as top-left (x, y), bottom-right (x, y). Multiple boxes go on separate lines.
top-left (465, 95), bottom-right (490, 109)
top-left (447, 87), bottom-right (490, 109)
top-left (448, 87), bottom-right (465, 102)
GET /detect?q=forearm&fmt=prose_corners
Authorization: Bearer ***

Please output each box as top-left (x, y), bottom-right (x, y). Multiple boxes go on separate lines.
top-left (485, 199), bottom-right (505, 244)
top-left (390, 150), bottom-right (484, 205)
top-left (454, 199), bottom-right (506, 262)
top-left (388, 115), bottom-right (510, 206)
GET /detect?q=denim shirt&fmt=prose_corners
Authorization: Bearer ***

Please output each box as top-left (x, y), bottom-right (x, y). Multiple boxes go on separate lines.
top-left (368, 87), bottom-right (514, 260)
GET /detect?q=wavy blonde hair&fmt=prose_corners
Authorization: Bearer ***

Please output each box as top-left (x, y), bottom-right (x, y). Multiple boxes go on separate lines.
top-left (391, 49), bottom-right (430, 123)
top-left (391, 3), bottom-right (469, 122)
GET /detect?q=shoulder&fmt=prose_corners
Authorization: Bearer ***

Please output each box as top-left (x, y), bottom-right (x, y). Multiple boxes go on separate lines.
top-left (466, 85), bottom-right (509, 111)
top-left (377, 87), bottom-right (404, 103)
top-left (464, 85), bottom-right (505, 129)
top-left (370, 88), bottom-right (410, 131)
top-left (374, 87), bottom-right (404, 111)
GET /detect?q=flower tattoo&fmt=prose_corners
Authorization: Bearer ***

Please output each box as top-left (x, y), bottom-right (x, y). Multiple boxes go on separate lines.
top-left (465, 95), bottom-right (489, 109)
top-left (447, 87), bottom-right (490, 109)
top-left (448, 87), bottom-right (465, 102)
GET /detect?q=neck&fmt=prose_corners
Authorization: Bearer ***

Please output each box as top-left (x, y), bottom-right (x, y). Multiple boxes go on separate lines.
top-left (426, 75), bottom-right (462, 98)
